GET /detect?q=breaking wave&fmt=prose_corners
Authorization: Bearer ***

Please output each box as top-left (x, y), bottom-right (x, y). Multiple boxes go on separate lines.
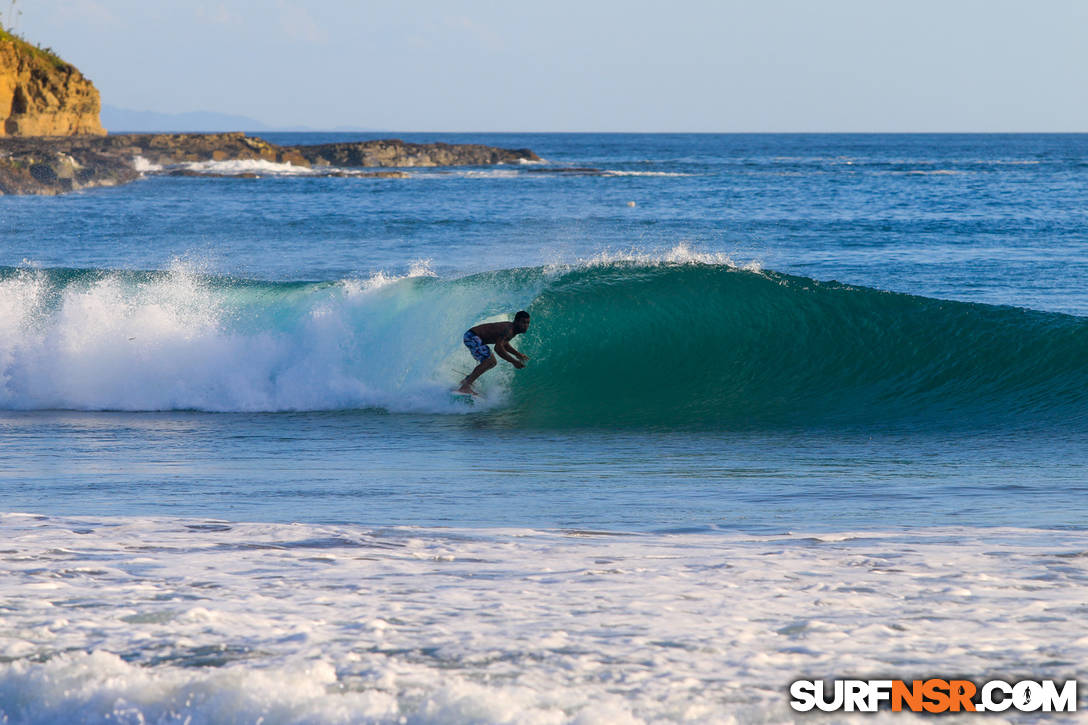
top-left (2, 255), bottom-right (1085, 429)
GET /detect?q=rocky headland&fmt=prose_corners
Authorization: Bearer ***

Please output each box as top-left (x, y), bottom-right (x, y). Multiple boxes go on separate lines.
top-left (0, 132), bottom-right (542, 194)
top-left (0, 31), bottom-right (541, 195)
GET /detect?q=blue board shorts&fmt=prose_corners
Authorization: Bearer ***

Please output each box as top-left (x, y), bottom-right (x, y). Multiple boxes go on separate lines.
top-left (463, 331), bottom-right (491, 362)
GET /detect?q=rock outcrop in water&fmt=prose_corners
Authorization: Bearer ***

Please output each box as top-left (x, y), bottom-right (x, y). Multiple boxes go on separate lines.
top-left (0, 30), bottom-right (105, 137)
top-left (295, 140), bottom-right (537, 168)
top-left (0, 133), bottom-right (543, 195)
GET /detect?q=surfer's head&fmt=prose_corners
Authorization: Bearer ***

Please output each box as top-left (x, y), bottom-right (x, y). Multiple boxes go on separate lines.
top-left (513, 310), bottom-right (531, 334)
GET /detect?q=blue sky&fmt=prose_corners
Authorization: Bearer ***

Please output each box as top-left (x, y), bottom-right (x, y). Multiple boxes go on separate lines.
top-left (17, 0), bottom-right (1088, 131)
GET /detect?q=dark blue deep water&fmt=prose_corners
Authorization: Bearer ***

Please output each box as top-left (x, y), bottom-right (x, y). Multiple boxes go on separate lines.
top-left (2, 134), bottom-right (1086, 532)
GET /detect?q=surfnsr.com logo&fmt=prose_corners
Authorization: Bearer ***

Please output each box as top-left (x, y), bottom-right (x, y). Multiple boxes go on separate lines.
top-left (789, 679), bottom-right (1077, 713)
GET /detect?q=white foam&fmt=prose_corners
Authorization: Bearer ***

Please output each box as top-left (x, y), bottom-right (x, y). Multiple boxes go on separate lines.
top-left (173, 158), bottom-right (318, 176)
top-left (0, 262), bottom-right (535, 413)
top-left (1, 514), bottom-right (1084, 723)
top-left (339, 259), bottom-right (438, 295)
top-left (460, 169), bottom-right (521, 178)
top-left (130, 155), bottom-right (162, 173)
top-left (567, 242), bottom-right (763, 273)
top-left (601, 170), bottom-right (693, 177)
top-left (409, 169), bottom-right (524, 179)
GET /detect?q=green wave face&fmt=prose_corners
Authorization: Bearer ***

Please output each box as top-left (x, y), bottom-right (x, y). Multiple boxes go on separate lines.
top-left (511, 264), bottom-right (1088, 429)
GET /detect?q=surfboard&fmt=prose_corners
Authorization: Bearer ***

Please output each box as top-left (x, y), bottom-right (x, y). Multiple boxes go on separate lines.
top-left (449, 389), bottom-right (478, 405)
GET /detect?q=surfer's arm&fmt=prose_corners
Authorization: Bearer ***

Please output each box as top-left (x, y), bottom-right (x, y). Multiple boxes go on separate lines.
top-left (494, 340), bottom-right (525, 368)
top-left (504, 342), bottom-right (528, 360)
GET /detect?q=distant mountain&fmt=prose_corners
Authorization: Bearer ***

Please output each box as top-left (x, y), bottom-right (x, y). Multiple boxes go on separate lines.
top-left (101, 106), bottom-right (279, 133)
top-left (101, 106), bottom-right (377, 134)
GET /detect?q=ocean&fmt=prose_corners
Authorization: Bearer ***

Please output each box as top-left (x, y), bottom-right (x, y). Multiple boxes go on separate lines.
top-left (1, 133), bottom-right (1086, 723)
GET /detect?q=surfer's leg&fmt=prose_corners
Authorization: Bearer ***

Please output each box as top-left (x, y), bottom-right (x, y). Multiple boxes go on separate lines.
top-left (458, 332), bottom-right (495, 393)
top-left (458, 355), bottom-right (496, 393)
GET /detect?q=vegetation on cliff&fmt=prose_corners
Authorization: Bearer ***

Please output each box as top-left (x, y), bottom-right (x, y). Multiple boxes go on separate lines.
top-left (0, 28), bottom-right (68, 72)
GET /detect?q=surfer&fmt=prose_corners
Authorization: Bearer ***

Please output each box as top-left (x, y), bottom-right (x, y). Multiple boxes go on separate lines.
top-left (457, 311), bottom-right (531, 395)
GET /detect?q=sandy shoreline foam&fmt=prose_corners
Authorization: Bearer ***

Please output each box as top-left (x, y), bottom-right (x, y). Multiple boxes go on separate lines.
top-left (2, 512), bottom-right (1085, 723)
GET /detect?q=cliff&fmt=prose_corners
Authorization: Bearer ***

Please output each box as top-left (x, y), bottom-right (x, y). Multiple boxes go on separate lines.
top-left (0, 30), bottom-right (105, 137)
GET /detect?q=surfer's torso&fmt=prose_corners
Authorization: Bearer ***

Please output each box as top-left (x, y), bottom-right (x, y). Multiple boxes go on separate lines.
top-left (468, 321), bottom-right (519, 346)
